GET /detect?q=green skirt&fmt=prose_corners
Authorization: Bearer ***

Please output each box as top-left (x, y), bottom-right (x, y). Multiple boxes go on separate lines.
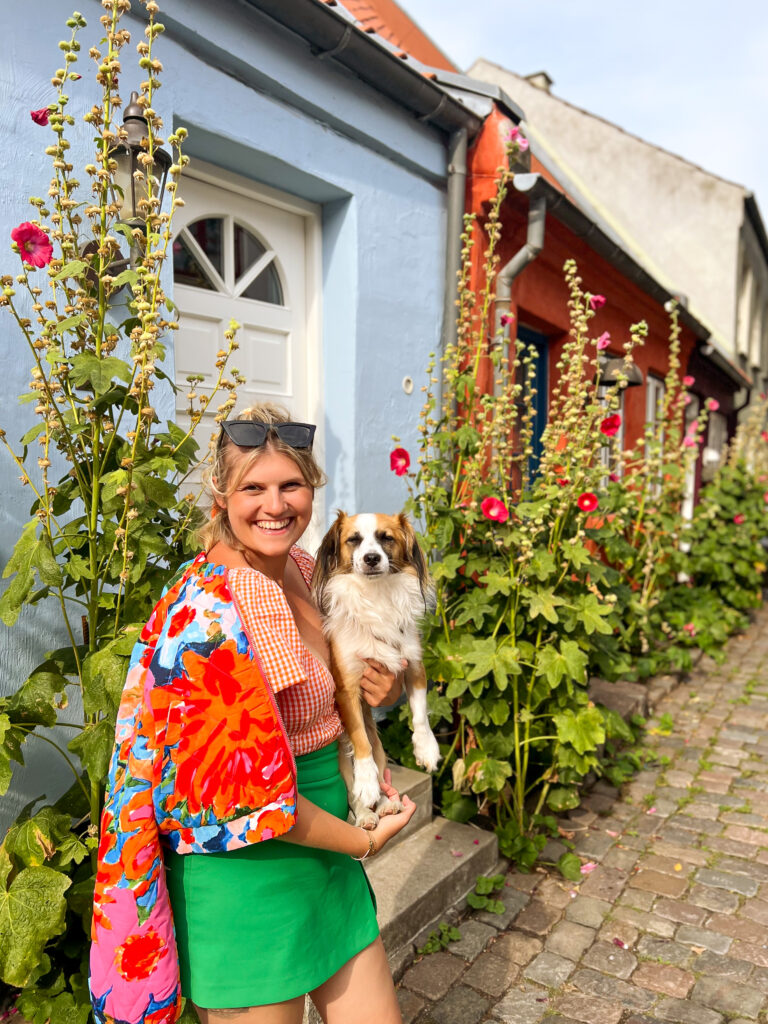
top-left (164, 740), bottom-right (379, 1008)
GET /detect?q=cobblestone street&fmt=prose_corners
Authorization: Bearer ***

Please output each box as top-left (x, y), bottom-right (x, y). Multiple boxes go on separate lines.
top-left (396, 605), bottom-right (768, 1024)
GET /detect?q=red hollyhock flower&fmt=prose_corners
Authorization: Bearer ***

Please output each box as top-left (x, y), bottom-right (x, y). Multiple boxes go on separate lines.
top-left (600, 413), bottom-right (621, 437)
top-left (577, 492), bottom-right (598, 513)
top-left (589, 294), bottom-right (606, 311)
top-left (114, 928), bottom-right (169, 981)
top-left (733, 513), bottom-right (746, 525)
top-left (389, 447), bottom-right (410, 476)
top-left (556, 478), bottom-right (569, 487)
top-left (11, 222), bottom-right (53, 267)
top-left (762, 431), bottom-right (768, 443)
top-left (481, 496), bottom-right (509, 523)
top-left (30, 107), bottom-right (50, 126)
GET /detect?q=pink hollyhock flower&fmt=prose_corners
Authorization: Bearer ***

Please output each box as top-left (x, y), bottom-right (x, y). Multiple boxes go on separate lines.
top-left (577, 492), bottom-right (598, 513)
top-left (764, 492), bottom-right (768, 504)
top-left (682, 375), bottom-right (695, 387)
top-left (580, 861), bottom-right (597, 875)
top-left (706, 398), bottom-right (720, 412)
top-left (517, 137), bottom-right (529, 152)
top-left (389, 447), bottom-right (410, 476)
top-left (600, 413), bottom-right (622, 437)
top-left (507, 125), bottom-right (522, 142)
top-left (596, 332), bottom-right (611, 350)
top-left (589, 294), bottom-right (606, 311)
top-left (500, 313), bottom-right (515, 327)
top-left (608, 472), bottom-right (620, 483)
top-left (733, 513), bottom-right (746, 525)
top-left (30, 107), bottom-right (50, 126)
top-left (682, 435), bottom-right (697, 448)
top-left (683, 622), bottom-right (696, 637)
top-left (11, 222), bottom-right (53, 267)
top-left (762, 431), bottom-right (768, 443)
top-left (481, 496), bottom-right (509, 523)
top-left (684, 394), bottom-right (693, 406)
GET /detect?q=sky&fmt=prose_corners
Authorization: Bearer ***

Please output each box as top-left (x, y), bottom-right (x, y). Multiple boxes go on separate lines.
top-left (402, 0), bottom-right (768, 217)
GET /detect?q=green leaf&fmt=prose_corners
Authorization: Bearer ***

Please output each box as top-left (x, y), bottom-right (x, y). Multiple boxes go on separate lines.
top-left (557, 852), bottom-right (583, 882)
top-left (523, 587), bottom-right (565, 624)
top-left (5, 808), bottom-right (86, 870)
top-left (51, 259), bottom-right (88, 281)
top-left (71, 353), bottom-right (132, 391)
top-left (471, 756), bottom-right (511, 795)
top-left (567, 542), bottom-right (592, 570)
top-left (577, 594), bottom-right (614, 635)
top-left (0, 714), bottom-right (27, 795)
top-left (68, 720), bottom-right (113, 786)
top-left (553, 707), bottom-right (605, 755)
top-left (529, 549), bottom-right (556, 581)
top-left (19, 422), bottom-right (46, 446)
top-left (50, 313), bottom-right (87, 334)
top-left (482, 572), bottom-right (513, 596)
top-left (110, 268), bottom-right (140, 290)
top-left (489, 698), bottom-right (510, 726)
top-left (466, 891), bottom-right (489, 910)
top-left (441, 791), bottom-right (477, 823)
top-left (431, 553), bottom-right (465, 581)
top-left (0, 866), bottom-right (70, 987)
top-left (546, 786), bottom-right (581, 812)
top-left (6, 666), bottom-right (68, 728)
top-left (464, 637), bottom-right (500, 683)
top-left (82, 645), bottom-right (128, 717)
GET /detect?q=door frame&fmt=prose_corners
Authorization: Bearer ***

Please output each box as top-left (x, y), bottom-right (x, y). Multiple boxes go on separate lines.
top-left (172, 159), bottom-right (326, 548)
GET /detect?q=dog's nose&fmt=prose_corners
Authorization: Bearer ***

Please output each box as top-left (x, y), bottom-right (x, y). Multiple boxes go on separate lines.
top-left (363, 552), bottom-right (381, 567)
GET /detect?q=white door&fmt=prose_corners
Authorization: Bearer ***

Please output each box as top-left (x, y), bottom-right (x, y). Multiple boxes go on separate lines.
top-left (171, 169), bottom-right (324, 548)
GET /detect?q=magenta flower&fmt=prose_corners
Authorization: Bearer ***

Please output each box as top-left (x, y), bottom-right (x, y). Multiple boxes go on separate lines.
top-left (600, 413), bottom-right (621, 437)
top-left (507, 125), bottom-right (522, 142)
top-left (596, 332), bottom-right (611, 350)
top-left (682, 375), bottom-right (695, 387)
top-left (500, 313), bottom-right (515, 327)
top-left (11, 222), bottom-right (53, 267)
top-left (389, 447), bottom-right (410, 476)
top-left (682, 435), bottom-right (697, 448)
top-left (481, 496), bottom-right (509, 523)
top-left (683, 622), bottom-right (696, 637)
top-left (608, 472), bottom-right (620, 483)
top-left (589, 294), bottom-right (606, 311)
top-left (577, 492), bottom-right (598, 513)
top-left (706, 398), bottom-right (719, 412)
top-left (30, 107), bottom-right (50, 126)
top-left (733, 513), bottom-right (746, 525)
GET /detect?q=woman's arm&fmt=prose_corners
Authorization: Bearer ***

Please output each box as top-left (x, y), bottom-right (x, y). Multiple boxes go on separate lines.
top-left (277, 792), bottom-right (417, 858)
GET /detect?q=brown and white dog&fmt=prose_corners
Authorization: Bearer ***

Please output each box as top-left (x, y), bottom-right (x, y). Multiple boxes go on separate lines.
top-left (312, 511), bottom-right (441, 828)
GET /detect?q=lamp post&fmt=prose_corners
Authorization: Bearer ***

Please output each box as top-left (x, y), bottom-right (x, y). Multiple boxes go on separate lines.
top-left (595, 356), bottom-right (644, 389)
top-left (109, 91), bottom-right (172, 227)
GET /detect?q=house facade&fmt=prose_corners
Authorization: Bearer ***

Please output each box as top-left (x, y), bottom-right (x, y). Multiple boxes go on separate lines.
top-left (0, 0), bottom-right (482, 825)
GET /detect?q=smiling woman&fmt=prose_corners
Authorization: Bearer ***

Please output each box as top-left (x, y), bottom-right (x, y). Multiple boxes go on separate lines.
top-left (90, 402), bottom-right (416, 1024)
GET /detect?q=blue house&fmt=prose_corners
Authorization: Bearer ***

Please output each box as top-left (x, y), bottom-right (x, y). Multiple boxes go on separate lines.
top-left (0, 0), bottom-right (487, 822)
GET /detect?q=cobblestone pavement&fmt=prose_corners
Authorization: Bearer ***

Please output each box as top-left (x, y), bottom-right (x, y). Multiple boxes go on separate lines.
top-left (396, 605), bottom-right (768, 1024)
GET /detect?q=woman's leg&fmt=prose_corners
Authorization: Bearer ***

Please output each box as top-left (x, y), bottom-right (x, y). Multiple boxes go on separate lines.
top-left (309, 937), bottom-right (402, 1024)
top-left (194, 997), bottom-right (305, 1024)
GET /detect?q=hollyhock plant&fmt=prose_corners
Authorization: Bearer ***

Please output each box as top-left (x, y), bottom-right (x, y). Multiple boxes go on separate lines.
top-left (11, 221), bottom-right (53, 267)
top-left (683, 375), bottom-right (695, 387)
top-left (600, 414), bottom-right (621, 437)
top-left (30, 107), bottom-right (50, 126)
top-left (706, 398), bottom-right (719, 412)
top-left (481, 496), bottom-right (509, 523)
top-left (390, 447), bottom-right (410, 476)
top-left (577, 492), bottom-right (598, 513)
top-left (596, 332), bottom-right (611, 350)
top-left (589, 294), bottom-right (606, 311)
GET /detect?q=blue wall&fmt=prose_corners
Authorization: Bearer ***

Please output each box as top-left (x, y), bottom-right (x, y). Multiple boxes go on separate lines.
top-left (0, 0), bottom-right (450, 825)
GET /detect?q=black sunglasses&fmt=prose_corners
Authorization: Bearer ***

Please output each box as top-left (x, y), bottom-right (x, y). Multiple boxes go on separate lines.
top-left (220, 420), bottom-right (316, 450)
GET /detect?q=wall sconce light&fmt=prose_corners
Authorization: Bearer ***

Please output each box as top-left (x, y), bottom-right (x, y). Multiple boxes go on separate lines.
top-left (109, 91), bottom-right (172, 226)
top-left (595, 356), bottom-right (644, 389)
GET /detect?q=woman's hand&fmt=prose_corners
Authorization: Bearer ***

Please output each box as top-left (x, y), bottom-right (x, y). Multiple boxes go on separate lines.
top-left (360, 658), bottom-right (406, 708)
top-left (369, 794), bottom-right (417, 852)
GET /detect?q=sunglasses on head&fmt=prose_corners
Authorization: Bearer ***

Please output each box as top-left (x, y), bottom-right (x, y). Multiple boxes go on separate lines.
top-left (220, 420), bottom-right (316, 450)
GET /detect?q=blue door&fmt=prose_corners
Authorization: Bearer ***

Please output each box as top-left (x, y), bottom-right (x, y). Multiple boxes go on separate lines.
top-left (517, 325), bottom-right (549, 478)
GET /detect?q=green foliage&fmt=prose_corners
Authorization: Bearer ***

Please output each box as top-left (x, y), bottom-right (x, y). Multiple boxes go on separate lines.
top-left (466, 873), bottom-right (506, 914)
top-left (0, 6), bottom-right (245, 1017)
top-left (416, 921), bottom-right (462, 956)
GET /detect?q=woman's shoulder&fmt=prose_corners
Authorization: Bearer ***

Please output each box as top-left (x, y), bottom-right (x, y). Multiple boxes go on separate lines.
top-left (290, 545), bottom-right (316, 586)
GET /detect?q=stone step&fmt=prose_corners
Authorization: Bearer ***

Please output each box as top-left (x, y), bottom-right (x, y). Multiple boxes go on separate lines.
top-left (382, 762), bottom-right (434, 846)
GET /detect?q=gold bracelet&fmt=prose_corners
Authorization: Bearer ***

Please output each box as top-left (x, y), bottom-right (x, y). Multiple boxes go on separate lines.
top-left (350, 827), bottom-right (378, 861)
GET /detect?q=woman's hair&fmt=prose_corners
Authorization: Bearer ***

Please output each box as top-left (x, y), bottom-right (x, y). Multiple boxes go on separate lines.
top-left (198, 402), bottom-right (326, 553)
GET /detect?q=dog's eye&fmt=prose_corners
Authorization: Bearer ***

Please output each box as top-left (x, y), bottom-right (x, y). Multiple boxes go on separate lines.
top-left (376, 532), bottom-right (394, 545)
top-left (346, 534), bottom-right (362, 547)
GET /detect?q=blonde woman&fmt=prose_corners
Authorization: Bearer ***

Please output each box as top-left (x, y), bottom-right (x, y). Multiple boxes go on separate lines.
top-left (90, 404), bottom-right (416, 1024)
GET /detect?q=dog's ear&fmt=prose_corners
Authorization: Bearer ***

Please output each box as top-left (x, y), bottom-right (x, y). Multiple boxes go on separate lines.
top-left (311, 510), bottom-right (346, 613)
top-left (398, 513), bottom-right (432, 607)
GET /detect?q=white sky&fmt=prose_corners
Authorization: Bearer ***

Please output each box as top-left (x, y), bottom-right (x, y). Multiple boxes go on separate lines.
top-left (403, 0), bottom-right (768, 218)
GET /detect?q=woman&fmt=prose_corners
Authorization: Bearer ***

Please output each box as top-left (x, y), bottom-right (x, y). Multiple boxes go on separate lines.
top-left (89, 404), bottom-right (417, 1024)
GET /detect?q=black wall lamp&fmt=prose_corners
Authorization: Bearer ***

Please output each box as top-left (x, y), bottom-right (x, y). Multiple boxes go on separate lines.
top-left (596, 355), bottom-right (644, 389)
top-left (109, 91), bottom-right (172, 226)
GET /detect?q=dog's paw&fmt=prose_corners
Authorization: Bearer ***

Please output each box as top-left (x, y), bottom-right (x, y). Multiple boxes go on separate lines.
top-left (355, 808), bottom-right (380, 830)
top-left (352, 755), bottom-right (382, 809)
top-left (376, 794), bottom-right (403, 817)
top-left (413, 729), bottom-right (441, 773)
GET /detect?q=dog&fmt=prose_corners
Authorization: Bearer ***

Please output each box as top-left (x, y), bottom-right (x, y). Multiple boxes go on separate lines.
top-left (311, 511), bottom-right (441, 828)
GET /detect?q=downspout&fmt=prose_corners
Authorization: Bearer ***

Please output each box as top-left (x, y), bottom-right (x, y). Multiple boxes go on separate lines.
top-left (438, 127), bottom-right (468, 408)
top-left (495, 172), bottom-right (547, 332)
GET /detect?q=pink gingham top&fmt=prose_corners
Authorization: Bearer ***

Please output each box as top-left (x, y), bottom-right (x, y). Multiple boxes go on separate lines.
top-left (228, 547), bottom-right (343, 756)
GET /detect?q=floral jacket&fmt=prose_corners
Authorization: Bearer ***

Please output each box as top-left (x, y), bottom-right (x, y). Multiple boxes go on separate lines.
top-left (89, 555), bottom-right (298, 1024)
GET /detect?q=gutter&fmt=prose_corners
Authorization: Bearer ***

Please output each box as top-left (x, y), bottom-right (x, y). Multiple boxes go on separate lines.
top-left (241, 0), bottom-right (483, 137)
top-left (502, 174), bottom-right (751, 390)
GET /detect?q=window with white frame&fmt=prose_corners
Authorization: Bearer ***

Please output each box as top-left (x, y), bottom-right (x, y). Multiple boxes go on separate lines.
top-left (702, 410), bottom-right (728, 482)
